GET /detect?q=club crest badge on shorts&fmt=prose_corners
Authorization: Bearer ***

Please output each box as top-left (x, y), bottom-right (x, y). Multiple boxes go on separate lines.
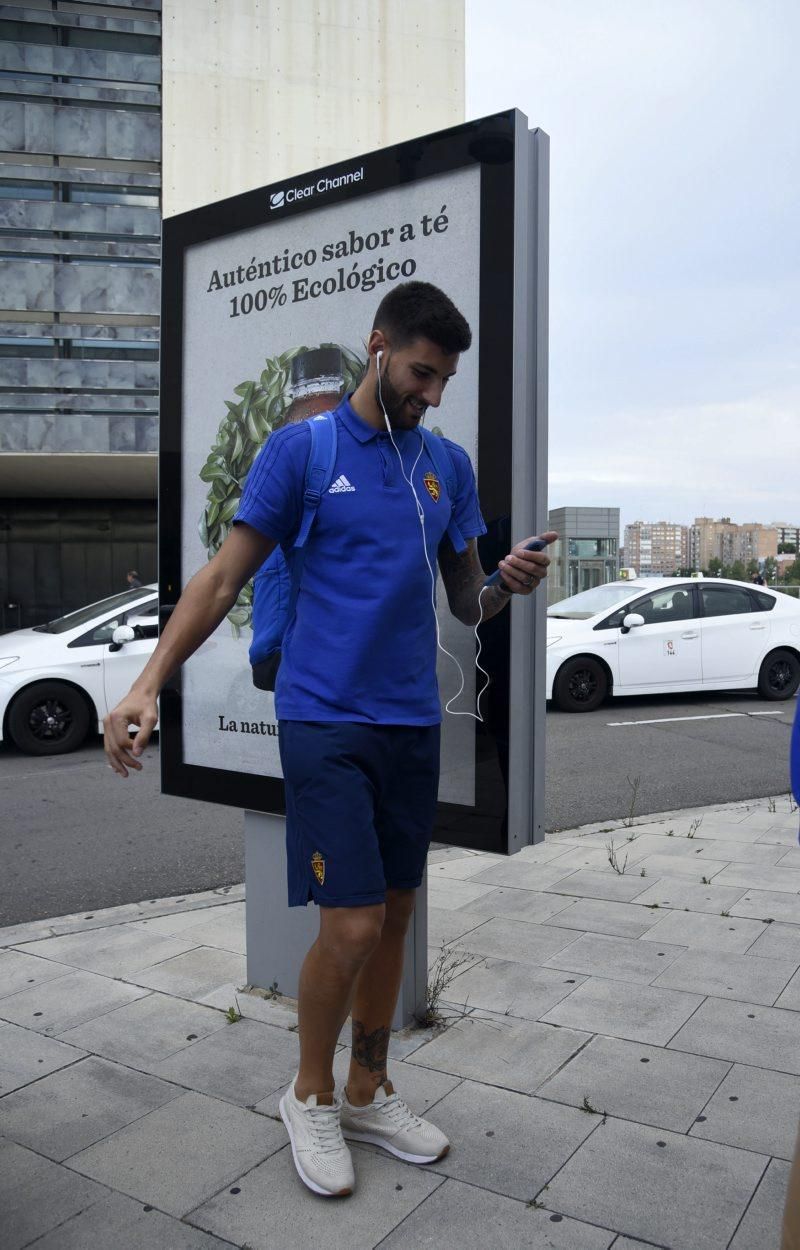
top-left (423, 472), bottom-right (440, 503)
top-left (311, 851), bottom-right (326, 886)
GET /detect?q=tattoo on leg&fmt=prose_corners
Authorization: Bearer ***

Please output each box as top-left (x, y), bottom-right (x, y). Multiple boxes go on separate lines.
top-left (351, 1019), bottom-right (390, 1080)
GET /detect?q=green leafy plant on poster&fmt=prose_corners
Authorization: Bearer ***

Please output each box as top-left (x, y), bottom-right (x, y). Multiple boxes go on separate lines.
top-left (198, 343), bottom-right (365, 637)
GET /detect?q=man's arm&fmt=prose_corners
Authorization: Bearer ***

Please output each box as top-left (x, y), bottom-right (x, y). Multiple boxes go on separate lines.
top-left (104, 523), bottom-right (276, 776)
top-left (438, 531), bottom-right (557, 626)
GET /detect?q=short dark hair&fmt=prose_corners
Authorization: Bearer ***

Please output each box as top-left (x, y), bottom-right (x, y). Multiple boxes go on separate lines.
top-left (372, 281), bottom-right (472, 355)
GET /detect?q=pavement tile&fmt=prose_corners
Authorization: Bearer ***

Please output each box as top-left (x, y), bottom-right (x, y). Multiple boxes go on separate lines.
top-left (729, 1158), bottom-right (790, 1250)
top-left (58, 990), bottom-right (230, 1064)
top-left (713, 864), bottom-right (800, 894)
top-left (133, 900), bottom-right (245, 938)
top-left (542, 1116), bottom-right (767, 1250)
top-left (536, 843), bottom-right (650, 875)
top-left (542, 870), bottom-right (653, 903)
top-left (700, 841), bottom-right (786, 865)
top-left (776, 967), bottom-right (800, 1010)
top-left (136, 903), bottom-right (246, 954)
top-left (680, 821), bottom-right (780, 844)
top-left (428, 854), bottom-right (506, 881)
top-left (27, 1190), bottom-right (233, 1250)
top-left (536, 1035), bottom-right (729, 1133)
top-left (544, 932), bottom-right (685, 985)
top-left (747, 920), bottom-right (800, 961)
top-left (199, 982), bottom-right (299, 1026)
top-left (541, 977), bottom-right (703, 1046)
top-left (427, 908), bottom-right (492, 946)
top-left (366, 1175), bottom-right (614, 1250)
top-left (425, 1079), bottom-right (596, 1200)
top-left (67, 1090), bottom-right (281, 1217)
top-left (631, 877), bottom-right (748, 914)
top-left (652, 947), bottom-right (798, 1006)
top-left (442, 957), bottom-right (585, 1020)
top-left (669, 997), bottom-right (800, 1074)
top-left (450, 916), bottom-right (583, 965)
top-left (756, 825), bottom-right (800, 847)
top-left (125, 946), bottom-right (247, 1000)
top-left (639, 909), bottom-right (768, 954)
top-left (468, 858), bottom-right (587, 891)
top-left (15, 925), bottom-right (198, 977)
top-left (518, 840), bottom-right (588, 864)
top-left (0, 1054), bottom-right (184, 1161)
top-left (0, 1020), bottom-right (87, 1095)
top-left (427, 879), bottom-right (497, 911)
top-left (542, 898), bottom-right (663, 939)
top-left (622, 834), bottom-right (724, 860)
top-left (458, 885), bottom-right (586, 924)
top-left (0, 948), bottom-right (73, 999)
top-left (407, 1013), bottom-right (590, 1094)
top-left (690, 1063), bottom-right (800, 1159)
top-left (732, 888), bottom-right (800, 923)
top-left (0, 968), bottom-right (148, 1035)
top-left (148, 1016), bottom-right (298, 1106)
top-left (634, 852), bottom-right (731, 881)
top-left (187, 1142), bottom-right (443, 1249)
top-left (0, 1137), bottom-right (108, 1250)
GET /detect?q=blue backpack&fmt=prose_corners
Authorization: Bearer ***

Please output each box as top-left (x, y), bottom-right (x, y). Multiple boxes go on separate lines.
top-left (249, 412), bottom-right (466, 690)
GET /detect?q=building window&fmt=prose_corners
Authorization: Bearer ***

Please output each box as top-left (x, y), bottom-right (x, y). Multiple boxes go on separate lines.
top-left (64, 185), bottom-right (160, 208)
top-left (0, 181), bottom-right (56, 200)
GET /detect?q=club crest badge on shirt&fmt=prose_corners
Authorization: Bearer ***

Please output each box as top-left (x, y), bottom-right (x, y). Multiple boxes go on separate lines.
top-left (423, 472), bottom-right (441, 503)
top-left (311, 851), bottom-right (326, 886)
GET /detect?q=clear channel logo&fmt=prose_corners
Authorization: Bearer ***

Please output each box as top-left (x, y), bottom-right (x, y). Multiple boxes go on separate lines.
top-left (269, 166), bottom-right (364, 210)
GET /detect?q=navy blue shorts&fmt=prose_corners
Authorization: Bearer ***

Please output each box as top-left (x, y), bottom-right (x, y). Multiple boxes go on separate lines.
top-left (279, 720), bottom-right (441, 908)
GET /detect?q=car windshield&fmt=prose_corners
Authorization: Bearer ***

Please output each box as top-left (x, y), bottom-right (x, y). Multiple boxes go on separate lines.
top-left (32, 588), bottom-right (157, 634)
top-left (548, 583), bottom-right (648, 620)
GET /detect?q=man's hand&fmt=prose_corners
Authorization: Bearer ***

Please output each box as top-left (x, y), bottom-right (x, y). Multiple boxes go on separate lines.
top-left (495, 530), bottom-right (558, 595)
top-left (104, 691), bottom-right (158, 777)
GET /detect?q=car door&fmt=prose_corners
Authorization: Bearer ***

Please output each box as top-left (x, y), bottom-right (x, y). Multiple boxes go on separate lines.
top-left (617, 585), bottom-right (703, 688)
top-left (698, 583), bottom-right (771, 681)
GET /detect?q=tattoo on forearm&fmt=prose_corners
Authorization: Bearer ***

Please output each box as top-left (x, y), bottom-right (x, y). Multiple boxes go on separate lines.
top-left (438, 537), bottom-right (513, 625)
top-left (351, 1019), bottom-right (390, 1078)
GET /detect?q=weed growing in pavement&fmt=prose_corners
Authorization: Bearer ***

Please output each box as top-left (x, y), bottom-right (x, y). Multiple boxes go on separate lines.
top-left (623, 775), bottom-right (641, 827)
top-left (418, 942), bottom-right (475, 1028)
top-left (687, 818), bottom-right (703, 839)
top-left (644, 903), bottom-right (660, 909)
top-left (626, 832), bottom-right (637, 842)
top-left (640, 868), bottom-right (647, 877)
top-left (226, 1001), bottom-right (242, 1023)
top-left (581, 1096), bottom-right (608, 1122)
top-left (606, 841), bottom-right (628, 875)
top-left (789, 795), bottom-right (798, 814)
top-left (768, 797), bottom-right (777, 813)
top-left (527, 1198), bottom-right (546, 1210)
top-left (721, 910), bottom-right (731, 917)
top-left (265, 980), bottom-right (280, 1000)
top-left (700, 876), bottom-right (712, 885)
top-left (666, 829), bottom-right (675, 836)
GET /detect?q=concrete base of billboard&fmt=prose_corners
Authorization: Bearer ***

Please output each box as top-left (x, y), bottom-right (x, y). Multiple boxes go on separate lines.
top-left (243, 810), bottom-right (428, 1030)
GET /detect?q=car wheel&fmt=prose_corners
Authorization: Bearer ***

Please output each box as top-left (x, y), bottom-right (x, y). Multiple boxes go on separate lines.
top-left (7, 682), bottom-right (92, 755)
top-left (757, 649), bottom-right (800, 701)
top-left (553, 656), bottom-right (609, 712)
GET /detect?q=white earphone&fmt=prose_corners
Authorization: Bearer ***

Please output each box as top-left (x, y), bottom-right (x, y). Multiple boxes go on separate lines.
top-left (375, 347), bottom-right (491, 721)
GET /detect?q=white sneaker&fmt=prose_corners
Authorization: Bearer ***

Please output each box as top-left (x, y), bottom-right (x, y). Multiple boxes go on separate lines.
top-left (340, 1080), bottom-right (450, 1164)
top-left (279, 1080), bottom-right (355, 1197)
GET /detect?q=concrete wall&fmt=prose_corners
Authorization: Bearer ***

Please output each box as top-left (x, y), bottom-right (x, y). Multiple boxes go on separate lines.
top-left (162, 0), bottom-right (465, 216)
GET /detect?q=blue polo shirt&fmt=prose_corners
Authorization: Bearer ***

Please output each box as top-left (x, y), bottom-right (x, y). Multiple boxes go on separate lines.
top-left (234, 395), bottom-right (486, 724)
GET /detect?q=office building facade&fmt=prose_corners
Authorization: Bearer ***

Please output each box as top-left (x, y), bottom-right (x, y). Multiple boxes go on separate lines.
top-left (547, 506), bottom-right (620, 604)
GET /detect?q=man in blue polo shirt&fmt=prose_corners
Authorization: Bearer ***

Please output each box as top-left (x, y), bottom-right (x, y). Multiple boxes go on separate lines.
top-left (104, 281), bottom-right (554, 1199)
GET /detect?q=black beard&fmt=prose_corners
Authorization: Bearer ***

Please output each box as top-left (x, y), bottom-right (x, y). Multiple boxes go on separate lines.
top-left (375, 356), bottom-right (421, 426)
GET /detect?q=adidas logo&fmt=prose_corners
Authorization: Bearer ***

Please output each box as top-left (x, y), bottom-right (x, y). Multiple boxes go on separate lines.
top-left (328, 475), bottom-right (356, 493)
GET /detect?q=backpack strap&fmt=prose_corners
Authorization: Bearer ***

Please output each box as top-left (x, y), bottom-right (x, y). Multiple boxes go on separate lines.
top-left (283, 410), bottom-right (338, 626)
top-left (293, 411), bottom-right (338, 550)
top-left (420, 427), bottom-right (467, 554)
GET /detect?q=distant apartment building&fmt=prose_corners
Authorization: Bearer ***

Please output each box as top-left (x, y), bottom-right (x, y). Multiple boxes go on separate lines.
top-left (690, 518), bottom-right (779, 570)
top-left (623, 521), bottom-right (688, 576)
top-left (771, 523), bottom-right (800, 551)
top-left (547, 507), bottom-right (620, 603)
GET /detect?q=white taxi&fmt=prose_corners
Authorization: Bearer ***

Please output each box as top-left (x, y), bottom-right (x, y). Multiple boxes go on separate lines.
top-left (0, 586), bottom-right (158, 754)
top-left (547, 578), bottom-right (800, 712)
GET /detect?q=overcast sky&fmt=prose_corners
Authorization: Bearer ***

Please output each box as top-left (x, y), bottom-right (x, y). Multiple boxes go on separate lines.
top-left (466, 0), bottom-right (799, 532)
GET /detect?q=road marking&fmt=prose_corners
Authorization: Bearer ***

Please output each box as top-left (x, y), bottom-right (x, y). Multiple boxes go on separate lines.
top-left (607, 711), bottom-right (786, 727)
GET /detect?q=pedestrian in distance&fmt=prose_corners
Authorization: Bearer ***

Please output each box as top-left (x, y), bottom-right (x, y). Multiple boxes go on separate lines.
top-left (104, 280), bottom-right (555, 1198)
top-left (126, 570), bottom-right (142, 588)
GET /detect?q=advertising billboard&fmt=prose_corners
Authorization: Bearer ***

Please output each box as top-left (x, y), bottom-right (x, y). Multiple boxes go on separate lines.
top-left (160, 110), bottom-right (548, 853)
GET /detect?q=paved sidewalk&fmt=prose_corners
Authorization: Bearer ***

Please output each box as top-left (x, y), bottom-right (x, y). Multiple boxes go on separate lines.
top-left (1, 795), bottom-right (799, 1249)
